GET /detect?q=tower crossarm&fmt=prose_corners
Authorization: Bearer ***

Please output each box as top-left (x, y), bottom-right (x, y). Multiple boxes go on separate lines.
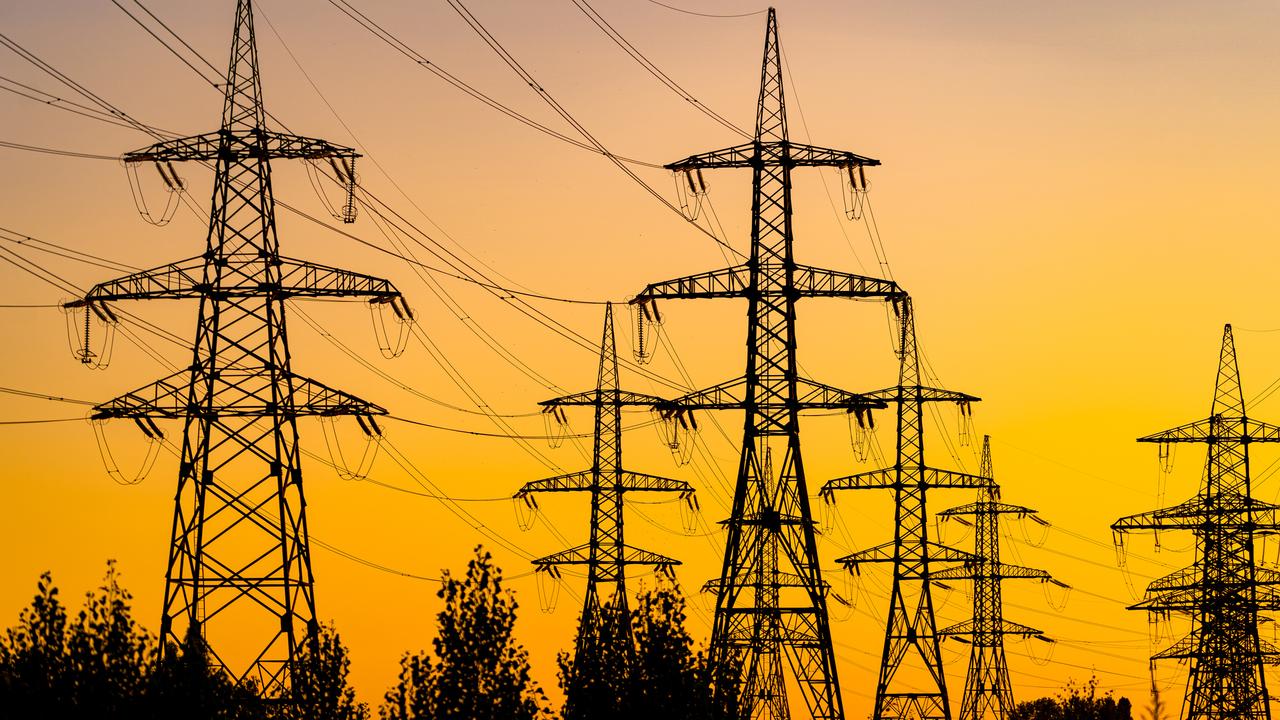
top-left (821, 465), bottom-right (990, 496)
top-left (792, 265), bottom-right (903, 299)
top-left (932, 561), bottom-right (1050, 583)
top-left (859, 384), bottom-right (980, 405)
top-left (664, 140), bottom-right (880, 171)
top-left (655, 375), bottom-right (885, 413)
top-left (837, 540), bottom-right (975, 570)
top-left (1137, 416), bottom-right (1280, 443)
top-left (939, 618), bottom-right (1043, 639)
top-left (69, 257), bottom-right (400, 304)
top-left (939, 501), bottom-right (1038, 519)
top-left (630, 264), bottom-right (901, 304)
top-left (618, 471), bottom-right (695, 493)
top-left (632, 265), bottom-right (751, 302)
top-left (90, 370), bottom-right (385, 420)
top-left (534, 543), bottom-right (679, 569)
top-left (540, 389), bottom-right (667, 408)
top-left (124, 129), bottom-right (358, 163)
top-left (1113, 494), bottom-right (1280, 532)
top-left (703, 571), bottom-right (830, 595)
top-left (514, 470), bottom-right (594, 497)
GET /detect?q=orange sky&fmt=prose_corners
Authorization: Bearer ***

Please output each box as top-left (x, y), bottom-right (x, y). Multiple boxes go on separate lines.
top-left (2, 0), bottom-right (1280, 714)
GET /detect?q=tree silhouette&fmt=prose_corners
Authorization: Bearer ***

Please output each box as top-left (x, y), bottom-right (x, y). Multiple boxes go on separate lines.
top-left (1011, 676), bottom-right (1133, 720)
top-left (287, 622), bottom-right (369, 720)
top-left (380, 546), bottom-right (550, 720)
top-left (557, 583), bottom-right (739, 719)
top-left (64, 560), bottom-right (154, 718)
top-left (557, 598), bottom-right (633, 720)
top-left (0, 571), bottom-right (71, 717)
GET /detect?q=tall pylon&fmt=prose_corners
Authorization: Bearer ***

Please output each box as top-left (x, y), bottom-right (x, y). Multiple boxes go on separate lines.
top-left (1113, 325), bottom-right (1280, 720)
top-left (820, 297), bottom-right (986, 720)
top-left (514, 303), bottom-right (694, 673)
top-left (66, 0), bottom-right (407, 696)
top-left (935, 436), bottom-right (1056, 720)
top-left (632, 9), bottom-right (903, 718)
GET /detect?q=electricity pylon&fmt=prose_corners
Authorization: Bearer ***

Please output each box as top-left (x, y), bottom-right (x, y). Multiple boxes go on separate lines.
top-left (820, 297), bottom-right (986, 720)
top-left (631, 10), bottom-right (903, 718)
top-left (65, 0), bottom-right (406, 696)
top-left (936, 436), bottom-right (1054, 720)
top-left (514, 303), bottom-right (693, 665)
top-left (1113, 325), bottom-right (1280, 720)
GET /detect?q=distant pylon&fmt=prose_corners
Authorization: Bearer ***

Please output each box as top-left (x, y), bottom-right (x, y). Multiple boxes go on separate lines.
top-left (820, 297), bottom-right (986, 720)
top-left (632, 9), bottom-right (903, 718)
top-left (66, 0), bottom-right (407, 697)
top-left (515, 303), bottom-right (694, 670)
top-left (1113, 325), bottom-right (1280, 720)
top-left (936, 436), bottom-right (1057, 720)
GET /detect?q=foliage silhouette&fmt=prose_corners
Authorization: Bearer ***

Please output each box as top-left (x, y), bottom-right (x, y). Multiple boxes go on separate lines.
top-left (557, 583), bottom-right (739, 719)
top-left (1010, 675), bottom-right (1133, 720)
top-left (0, 564), bottom-right (366, 720)
top-left (380, 546), bottom-right (551, 720)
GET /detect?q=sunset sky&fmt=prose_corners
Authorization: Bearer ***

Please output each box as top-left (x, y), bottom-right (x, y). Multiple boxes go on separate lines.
top-left (3, 0), bottom-right (1280, 714)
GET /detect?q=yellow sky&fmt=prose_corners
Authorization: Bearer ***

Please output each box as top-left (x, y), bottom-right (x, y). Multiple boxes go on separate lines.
top-left (2, 0), bottom-right (1280, 714)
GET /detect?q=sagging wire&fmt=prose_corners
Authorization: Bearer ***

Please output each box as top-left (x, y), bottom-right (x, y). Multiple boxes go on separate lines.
top-left (839, 162), bottom-right (869, 221)
top-left (535, 565), bottom-right (563, 613)
top-left (1154, 441), bottom-right (1175, 551)
top-left (125, 160), bottom-right (183, 226)
top-left (1111, 532), bottom-right (1146, 603)
top-left (319, 414), bottom-right (383, 480)
top-left (540, 405), bottom-right (570, 449)
top-left (513, 494), bottom-right (538, 531)
top-left (956, 400), bottom-right (975, 448)
top-left (64, 301), bottom-right (117, 369)
top-left (1023, 635), bottom-right (1057, 667)
top-left (678, 490), bottom-right (700, 535)
top-left (1042, 578), bottom-right (1073, 613)
top-left (368, 296), bottom-right (414, 359)
top-left (1019, 515), bottom-right (1052, 549)
top-left (847, 406), bottom-right (876, 463)
top-left (655, 407), bottom-right (698, 466)
top-left (90, 416), bottom-right (164, 486)
top-left (673, 168), bottom-right (708, 221)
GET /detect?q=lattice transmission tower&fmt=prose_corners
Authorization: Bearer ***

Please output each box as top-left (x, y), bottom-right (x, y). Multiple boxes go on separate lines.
top-left (632, 9), bottom-right (903, 719)
top-left (820, 297), bottom-right (986, 720)
top-left (1113, 325), bottom-right (1280, 720)
top-left (514, 303), bottom-right (693, 675)
top-left (936, 435), bottom-right (1056, 720)
top-left (66, 0), bottom-right (407, 696)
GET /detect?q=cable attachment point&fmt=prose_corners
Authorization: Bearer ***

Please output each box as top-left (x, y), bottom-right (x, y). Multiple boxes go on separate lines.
top-left (678, 490), bottom-right (700, 535)
top-left (673, 168), bottom-right (708, 221)
top-left (91, 416), bottom-right (163, 486)
top-left (330, 156), bottom-right (359, 224)
top-left (513, 493), bottom-right (539, 531)
top-left (657, 407), bottom-right (697, 466)
top-left (840, 162), bottom-right (869, 220)
top-left (63, 300), bottom-right (118, 369)
top-left (322, 415), bottom-right (382, 480)
top-left (535, 564), bottom-right (562, 613)
top-left (541, 404), bottom-right (569, 449)
top-left (631, 300), bottom-right (663, 364)
top-left (957, 400), bottom-right (974, 447)
top-left (369, 296), bottom-right (414, 359)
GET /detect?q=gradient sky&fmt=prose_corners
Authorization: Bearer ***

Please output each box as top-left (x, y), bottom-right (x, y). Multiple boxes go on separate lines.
top-left (2, 0), bottom-right (1280, 714)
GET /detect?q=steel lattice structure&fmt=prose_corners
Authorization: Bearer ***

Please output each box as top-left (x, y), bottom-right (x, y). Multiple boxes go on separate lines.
top-left (66, 0), bottom-right (405, 696)
top-left (632, 10), bottom-right (902, 719)
top-left (936, 436), bottom-right (1054, 720)
top-left (820, 297), bottom-right (985, 720)
top-left (514, 304), bottom-right (693, 665)
top-left (1113, 325), bottom-right (1280, 720)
